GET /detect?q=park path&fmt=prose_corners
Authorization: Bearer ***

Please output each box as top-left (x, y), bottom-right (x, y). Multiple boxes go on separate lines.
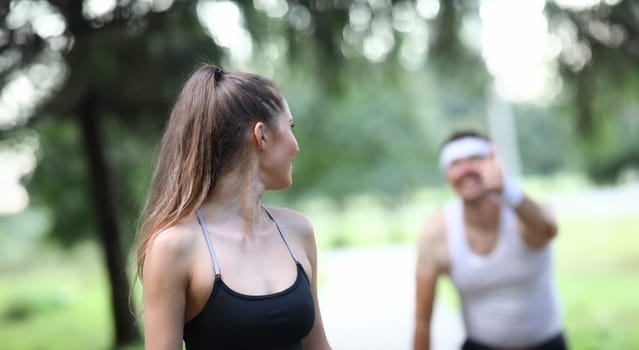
top-left (318, 244), bottom-right (464, 350)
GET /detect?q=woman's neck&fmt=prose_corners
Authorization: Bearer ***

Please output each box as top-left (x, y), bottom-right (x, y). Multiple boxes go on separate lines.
top-left (200, 161), bottom-right (266, 237)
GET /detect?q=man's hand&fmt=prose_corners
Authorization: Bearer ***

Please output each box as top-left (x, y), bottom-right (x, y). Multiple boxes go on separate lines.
top-left (480, 147), bottom-right (505, 195)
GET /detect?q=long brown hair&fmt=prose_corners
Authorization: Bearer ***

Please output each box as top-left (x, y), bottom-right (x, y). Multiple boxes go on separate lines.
top-left (134, 64), bottom-right (284, 280)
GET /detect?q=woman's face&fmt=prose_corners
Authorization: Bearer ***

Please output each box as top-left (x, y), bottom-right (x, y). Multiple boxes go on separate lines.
top-left (260, 99), bottom-right (299, 190)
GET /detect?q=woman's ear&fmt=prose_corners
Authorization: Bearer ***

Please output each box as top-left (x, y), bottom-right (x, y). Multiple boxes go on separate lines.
top-left (253, 122), bottom-right (268, 150)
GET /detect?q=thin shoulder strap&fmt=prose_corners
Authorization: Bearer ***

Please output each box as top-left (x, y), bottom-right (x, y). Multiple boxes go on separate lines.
top-left (263, 207), bottom-right (300, 263)
top-left (444, 199), bottom-right (464, 259)
top-left (195, 209), bottom-right (221, 277)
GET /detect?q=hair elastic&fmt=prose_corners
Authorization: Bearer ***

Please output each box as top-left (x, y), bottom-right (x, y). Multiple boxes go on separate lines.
top-left (214, 67), bottom-right (224, 81)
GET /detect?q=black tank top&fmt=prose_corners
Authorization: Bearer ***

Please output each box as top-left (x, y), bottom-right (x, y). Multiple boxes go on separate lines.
top-left (183, 208), bottom-right (315, 350)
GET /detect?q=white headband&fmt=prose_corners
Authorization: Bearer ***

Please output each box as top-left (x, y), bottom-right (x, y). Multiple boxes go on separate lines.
top-left (439, 136), bottom-right (490, 171)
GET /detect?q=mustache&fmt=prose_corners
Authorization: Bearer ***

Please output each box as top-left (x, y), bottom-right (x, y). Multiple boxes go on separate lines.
top-left (460, 172), bottom-right (481, 179)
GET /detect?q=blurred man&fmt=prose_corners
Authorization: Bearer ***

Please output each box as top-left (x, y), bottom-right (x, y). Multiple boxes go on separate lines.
top-left (413, 130), bottom-right (566, 350)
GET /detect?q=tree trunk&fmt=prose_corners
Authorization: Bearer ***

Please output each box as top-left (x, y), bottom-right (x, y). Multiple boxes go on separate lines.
top-left (575, 66), bottom-right (594, 137)
top-left (77, 91), bottom-right (141, 347)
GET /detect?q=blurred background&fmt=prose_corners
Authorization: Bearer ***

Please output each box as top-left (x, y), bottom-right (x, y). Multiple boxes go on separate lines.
top-left (0, 0), bottom-right (638, 349)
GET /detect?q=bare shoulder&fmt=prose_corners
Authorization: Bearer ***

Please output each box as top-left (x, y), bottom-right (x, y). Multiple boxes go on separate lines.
top-left (149, 222), bottom-right (199, 257)
top-left (266, 206), bottom-right (313, 238)
top-left (265, 206), bottom-right (316, 265)
top-left (418, 209), bottom-right (447, 249)
top-left (416, 209), bottom-right (449, 275)
top-left (143, 220), bottom-right (201, 278)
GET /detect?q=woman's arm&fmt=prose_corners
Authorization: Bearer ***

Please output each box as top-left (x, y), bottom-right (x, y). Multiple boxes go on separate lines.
top-left (142, 227), bottom-right (192, 350)
top-left (299, 215), bottom-right (332, 350)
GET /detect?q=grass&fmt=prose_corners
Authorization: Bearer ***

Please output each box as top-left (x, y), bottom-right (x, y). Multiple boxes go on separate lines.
top-left (0, 244), bottom-right (116, 349)
top-left (0, 177), bottom-right (637, 349)
top-left (554, 214), bottom-right (639, 350)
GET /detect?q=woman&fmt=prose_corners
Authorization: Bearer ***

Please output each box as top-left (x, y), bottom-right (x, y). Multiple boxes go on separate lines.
top-left (134, 64), bottom-right (332, 350)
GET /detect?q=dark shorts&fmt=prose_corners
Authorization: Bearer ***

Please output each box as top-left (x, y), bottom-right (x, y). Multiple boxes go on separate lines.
top-left (461, 333), bottom-right (567, 350)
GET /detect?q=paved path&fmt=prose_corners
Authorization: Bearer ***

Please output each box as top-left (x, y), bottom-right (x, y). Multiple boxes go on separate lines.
top-left (318, 244), bottom-right (464, 350)
top-left (545, 183), bottom-right (639, 218)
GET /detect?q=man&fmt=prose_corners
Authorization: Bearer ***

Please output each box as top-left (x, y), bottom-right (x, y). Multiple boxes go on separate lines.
top-left (413, 130), bottom-right (566, 350)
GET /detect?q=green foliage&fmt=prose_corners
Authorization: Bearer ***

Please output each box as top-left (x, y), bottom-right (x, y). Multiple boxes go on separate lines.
top-left (0, 244), bottom-right (116, 350)
top-left (278, 63), bottom-right (495, 202)
top-left (555, 214), bottom-right (639, 349)
top-left (28, 119), bottom-right (95, 246)
top-left (24, 116), bottom-right (158, 249)
top-left (514, 105), bottom-right (581, 175)
top-left (2, 0), bottom-right (634, 247)
top-left (0, 207), bottom-right (50, 269)
top-left (587, 147), bottom-right (639, 185)
top-left (545, 0), bottom-right (639, 182)
top-left (282, 68), bottom-right (412, 200)
top-left (102, 118), bottom-right (158, 248)
top-left (4, 0), bottom-right (225, 250)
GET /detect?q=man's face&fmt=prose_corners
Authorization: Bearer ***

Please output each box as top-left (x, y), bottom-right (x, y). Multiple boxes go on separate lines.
top-left (445, 155), bottom-right (488, 201)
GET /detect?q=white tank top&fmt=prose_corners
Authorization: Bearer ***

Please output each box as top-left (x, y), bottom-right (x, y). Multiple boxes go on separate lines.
top-left (445, 199), bottom-right (562, 348)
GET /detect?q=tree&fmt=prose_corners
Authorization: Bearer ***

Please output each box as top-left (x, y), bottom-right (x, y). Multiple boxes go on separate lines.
top-left (546, 0), bottom-right (639, 182)
top-left (1, 0), bottom-right (223, 346)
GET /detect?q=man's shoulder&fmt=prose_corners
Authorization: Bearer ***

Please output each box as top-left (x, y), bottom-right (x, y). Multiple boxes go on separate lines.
top-left (417, 208), bottom-right (449, 264)
top-left (417, 208), bottom-right (450, 275)
top-left (422, 208), bottom-right (447, 240)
